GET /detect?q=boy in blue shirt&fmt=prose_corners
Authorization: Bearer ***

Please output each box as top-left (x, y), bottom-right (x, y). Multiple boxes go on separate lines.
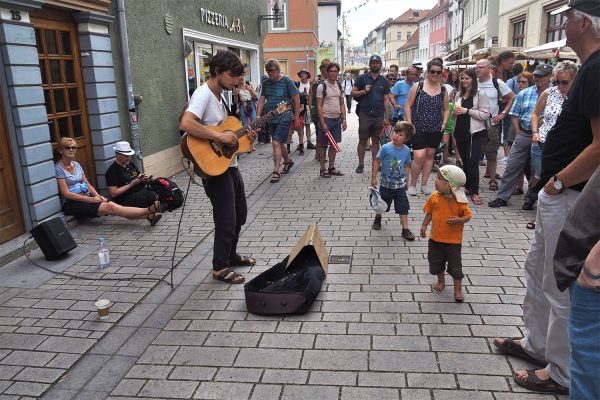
top-left (371, 121), bottom-right (416, 240)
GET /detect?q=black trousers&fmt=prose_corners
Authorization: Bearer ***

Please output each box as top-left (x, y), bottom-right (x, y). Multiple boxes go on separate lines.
top-left (456, 130), bottom-right (487, 196)
top-left (203, 167), bottom-right (247, 270)
top-left (345, 94), bottom-right (352, 112)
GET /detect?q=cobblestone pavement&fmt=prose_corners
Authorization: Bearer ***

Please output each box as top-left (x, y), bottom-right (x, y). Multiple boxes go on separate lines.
top-left (2, 109), bottom-right (568, 399)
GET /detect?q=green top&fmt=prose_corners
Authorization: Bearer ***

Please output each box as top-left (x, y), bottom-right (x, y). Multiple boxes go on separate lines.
top-left (445, 102), bottom-right (455, 135)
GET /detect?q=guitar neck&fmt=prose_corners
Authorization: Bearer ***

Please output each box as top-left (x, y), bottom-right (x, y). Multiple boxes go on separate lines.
top-left (236, 109), bottom-right (278, 139)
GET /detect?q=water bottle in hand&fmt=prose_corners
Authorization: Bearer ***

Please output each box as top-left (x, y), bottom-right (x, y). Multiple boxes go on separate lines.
top-left (98, 236), bottom-right (110, 269)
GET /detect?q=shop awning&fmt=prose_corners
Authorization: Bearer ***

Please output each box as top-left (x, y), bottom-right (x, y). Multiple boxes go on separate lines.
top-left (523, 39), bottom-right (566, 53)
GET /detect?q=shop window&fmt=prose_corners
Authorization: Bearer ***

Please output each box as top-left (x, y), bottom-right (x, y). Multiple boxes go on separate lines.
top-left (511, 16), bottom-right (526, 47)
top-left (271, 2), bottom-right (287, 30)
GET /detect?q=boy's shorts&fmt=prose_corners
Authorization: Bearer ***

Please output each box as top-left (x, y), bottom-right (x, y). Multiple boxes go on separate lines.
top-left (428, 239), bottom-right (464, 280)
top-left (380, 186), bottom-right (410, 215)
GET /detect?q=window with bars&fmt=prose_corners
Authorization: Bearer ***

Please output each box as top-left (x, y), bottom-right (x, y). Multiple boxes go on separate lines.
top-left (546, 11), bottom-right (566, 43)
top-left (36, 26), bottom-right (85, 142)
top-left (511, 17), bottom-right (526, 47)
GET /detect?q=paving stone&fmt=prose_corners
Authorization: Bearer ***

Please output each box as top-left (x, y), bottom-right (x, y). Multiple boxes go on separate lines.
top-left (0, 333), bottom-right (47, 350)
top-left (314, 334), bottom-right (370, 350)
top-left (457, 374), bottom-right (509, 391)
top-left (193, 381), bottom-right (253, 399)
top-left (281, 385), bottom-right (339, 400)
top-left (110, 378), bottom-right (145, 396)
top-left (138, 379), bottom-right (198, 399)
top-left (153, 331), bottom-right (209, 346)
top-left (373, 335), bottom-right (430, 351)
top-left (13, 367), bottom-right (65, 383)
top-left (341, 387), bottom-right (400, 400)
top-left (4, 381), bottom-right (48, 397)
top-left (432, 389), bottom-right (494, 399)
top-left (37, 337), bottom-right (95, 354)
top-left (204, 332), bottom-right (260, 347)
top-left (302, 350), bottom-right (367, 371)
top-left (261, 369), bottom-right (308, 384)
top-left (236, 348), bottom-right (301, 369)
top-left (169, 366), bottom-right (216, 381)
top-left (407, 373), bottom-right (457, 389)
top-left (0, 350), bottom-right (56, 367)
top-left (137, 345), bottom-right (178, 365)
top-left (214, 367), bottom-right (263, 383)
top-left (358, 372), bottom-right (406, 387)
top-left (430, 337), bottom-right (490, 353)
top-left (83, 356), bottom-right (137, 393)
top-left (249, 384), bottom-right (282, 400)
top-left (171, 347), bottom-right (238, 367)
top-left (258, 333), bottom-right (315, 349)
top-left (400, 388), bottom-right (432, 399)
top-left (369, 351), bottom-right (439, 372)
top-left (438, 353), bottom-right (512, 375)
top-left (308, 371), bottom-right (357, 386)
top-left (124, 364), bottom-right (174, 379)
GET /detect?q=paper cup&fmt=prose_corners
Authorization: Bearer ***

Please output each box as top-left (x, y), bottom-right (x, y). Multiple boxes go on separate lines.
top-left (95, 299), bottom-right (111, 319)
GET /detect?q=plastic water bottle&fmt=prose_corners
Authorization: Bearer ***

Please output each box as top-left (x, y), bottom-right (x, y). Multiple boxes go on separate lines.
top-left (98, 236), bottom-right (110, 269)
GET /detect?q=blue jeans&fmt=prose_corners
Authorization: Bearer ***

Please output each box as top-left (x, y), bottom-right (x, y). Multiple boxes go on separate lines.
top-left (569, 280), bottom-right (600, 399)
top-left (240, 102), bottom-right (256, 127)
top-left (531, 141), bottom-right (543, 180)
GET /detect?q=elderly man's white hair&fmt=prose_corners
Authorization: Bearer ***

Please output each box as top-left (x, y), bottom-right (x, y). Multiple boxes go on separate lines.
top-left (573, 9), bottom-right (600, 38)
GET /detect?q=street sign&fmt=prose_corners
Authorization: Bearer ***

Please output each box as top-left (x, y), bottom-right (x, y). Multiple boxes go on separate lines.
top-left (295, 60), bottom-right (306, 63)
top-left (307, 56), bottom-right (316, 60)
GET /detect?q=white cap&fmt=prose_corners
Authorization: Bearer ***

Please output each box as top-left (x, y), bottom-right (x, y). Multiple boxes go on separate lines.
top-left (113, 141), bottom-right (135, 155)
top-left (434, 165), bottom-right (468, 203)
top-left (369, 187), bottom-right (389, 214)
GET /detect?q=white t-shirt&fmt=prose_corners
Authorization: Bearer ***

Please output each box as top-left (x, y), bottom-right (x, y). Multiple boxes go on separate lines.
top-left (186, 83), bottom-right (238, 167)
top-left (478, 77), bottom-right (511, 117)
top-left (298, 81), bottom-right (311, 95)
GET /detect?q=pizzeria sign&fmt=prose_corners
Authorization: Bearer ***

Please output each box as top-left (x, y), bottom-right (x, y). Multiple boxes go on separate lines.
top-left (200, 7), bottom-right (246, 34)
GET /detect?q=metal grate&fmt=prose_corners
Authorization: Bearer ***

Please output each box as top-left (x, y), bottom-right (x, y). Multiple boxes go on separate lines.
top-left (329, 255), bottom-right (352, 264)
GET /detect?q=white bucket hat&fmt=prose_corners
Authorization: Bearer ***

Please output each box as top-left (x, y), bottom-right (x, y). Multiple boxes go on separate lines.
top-left (369, 187), bottom-right (388, 214)
top-left (434, 165), bottom-right (467, 203)
top-left (113, 141), bottom-right (135, 156)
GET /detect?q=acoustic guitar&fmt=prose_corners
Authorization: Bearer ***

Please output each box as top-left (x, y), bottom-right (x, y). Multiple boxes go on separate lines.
top-left (180, 102), bottom-right (291, 178)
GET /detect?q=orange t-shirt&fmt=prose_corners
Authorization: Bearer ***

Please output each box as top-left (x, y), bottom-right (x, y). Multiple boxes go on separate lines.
top-left (423, 192), bottom-right (472, 244)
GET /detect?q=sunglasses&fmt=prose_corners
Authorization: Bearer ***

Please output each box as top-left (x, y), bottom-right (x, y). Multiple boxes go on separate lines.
top-left (266, 68), bottom-right (277, 73)
top-left (62, 146), bottom-right (77, 150)
top-left (428, 70), bottom-right (442, 75)
top-left (518, 80), bottom-right (529, 84)
top-left (553, 80), bottom-right (570, 86)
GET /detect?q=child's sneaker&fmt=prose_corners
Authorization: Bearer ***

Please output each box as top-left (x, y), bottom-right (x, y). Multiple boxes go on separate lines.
top-left (401, 229), bottom-right (415, 241)
top-left (372, 215), bottom-right (382, 230)
top-left (421, 185), bottom-right (433, 195)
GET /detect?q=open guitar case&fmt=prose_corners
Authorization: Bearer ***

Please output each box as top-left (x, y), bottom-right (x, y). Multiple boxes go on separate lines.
top-left (244, 224), bottom-right (328, 315)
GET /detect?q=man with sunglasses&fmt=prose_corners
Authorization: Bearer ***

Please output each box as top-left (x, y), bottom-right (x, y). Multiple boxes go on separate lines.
top-left (489, 64), bottom-right (552, 208)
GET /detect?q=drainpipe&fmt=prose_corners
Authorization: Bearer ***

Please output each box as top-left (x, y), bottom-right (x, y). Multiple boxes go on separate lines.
top-left (117, 0), bottom-right (143, 170)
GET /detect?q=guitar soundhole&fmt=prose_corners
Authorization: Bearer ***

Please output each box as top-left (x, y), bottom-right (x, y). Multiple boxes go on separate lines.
top-left (209, 140), bottom-right (223, 157)
top-left (222, 142), bottom-right (239, 158)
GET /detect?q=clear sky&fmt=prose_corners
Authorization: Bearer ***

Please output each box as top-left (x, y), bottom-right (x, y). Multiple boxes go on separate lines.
top-left (341, 0), bottom-right (438, 47)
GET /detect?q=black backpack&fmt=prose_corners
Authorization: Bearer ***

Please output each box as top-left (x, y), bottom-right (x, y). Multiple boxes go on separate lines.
top-left (147, 177), bottom-right (184, 211)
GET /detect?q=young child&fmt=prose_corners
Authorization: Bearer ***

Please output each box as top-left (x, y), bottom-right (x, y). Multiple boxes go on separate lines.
top-left (370, 121), bottom-right (415, 240)
top-left (420, 165), bottom-right (472, 302)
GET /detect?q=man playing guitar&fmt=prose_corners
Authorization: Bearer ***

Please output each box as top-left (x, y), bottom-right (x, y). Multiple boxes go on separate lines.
top-left (179, 50), bottom-right (257, 284)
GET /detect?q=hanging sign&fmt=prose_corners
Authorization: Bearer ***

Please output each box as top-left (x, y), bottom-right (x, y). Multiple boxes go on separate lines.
top-left (200, 8), bottom-right (246, 34)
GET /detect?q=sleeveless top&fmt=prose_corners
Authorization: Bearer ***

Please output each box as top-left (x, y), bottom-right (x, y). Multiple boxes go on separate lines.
top-left (539, 86), bottom-right (564, 143)
top-left (412, 86), bottom-right (444, 133)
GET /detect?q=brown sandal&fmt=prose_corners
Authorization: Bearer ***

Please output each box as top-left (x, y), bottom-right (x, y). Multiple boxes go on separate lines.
top-left (282, 160), bottom-right (294, 174)
top-left (213, 268), bottom-right (245, 284)
top-left (147, 201), bottom-right (162, 226)
top-left (328, 167), bottom-right (344, 176)
top-left (229, 255), bottom-right (256, 267)
top-left (513, 369), bottom-right (569, 395)
top-left (270, 171), bottom-right (280, 183)
top-left (320, 169), bottom-right (331, 178)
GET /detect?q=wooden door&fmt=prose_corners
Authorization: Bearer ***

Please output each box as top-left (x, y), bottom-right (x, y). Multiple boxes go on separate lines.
top-left (32, 11), bottom-right (96, 186)
top-left (0, 96), bottom-right (25, 243)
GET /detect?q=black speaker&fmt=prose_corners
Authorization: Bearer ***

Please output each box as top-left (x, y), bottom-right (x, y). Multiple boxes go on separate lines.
top-left (30, 217), bottom-right (77, 261)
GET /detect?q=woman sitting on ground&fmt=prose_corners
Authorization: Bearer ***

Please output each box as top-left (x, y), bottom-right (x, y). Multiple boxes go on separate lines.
top-left (54, 137), bottom-right (162, 225)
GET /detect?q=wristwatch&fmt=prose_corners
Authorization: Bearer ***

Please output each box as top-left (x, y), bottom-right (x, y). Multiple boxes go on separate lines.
top-left (553, 174), bottom-right (564, 192)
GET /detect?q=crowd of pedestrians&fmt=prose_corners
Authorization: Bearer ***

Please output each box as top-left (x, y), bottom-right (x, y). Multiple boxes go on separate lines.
top-left (173, 1), bottom-right (600, 397)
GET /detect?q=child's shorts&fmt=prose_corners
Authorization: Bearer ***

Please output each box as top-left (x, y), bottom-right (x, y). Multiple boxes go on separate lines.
top-left (428, 239), bottom-right (464, 280)
top-left (380, 186), bottom-right (410, 215)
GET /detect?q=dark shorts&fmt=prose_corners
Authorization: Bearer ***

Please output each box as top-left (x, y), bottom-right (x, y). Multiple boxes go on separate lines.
top-left (411, 130), bottom-right (443, 150)
top-left (316, 116), bottom-right (342, 146)
top-left (115, 189), bottom-right (156, 208)
top-left (358, 112), bottom-right (384, 140)
top-left (270, 120), bottom-right (292, 143)
top-left (428, 239), bottom-right (464, 280)
top-left (62, 199), bottom-right (101, 218)
top-left (380, 186), bottom-right (410, 215)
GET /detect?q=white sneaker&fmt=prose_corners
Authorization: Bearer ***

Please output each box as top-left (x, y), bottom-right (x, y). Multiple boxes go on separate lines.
top-left (501, 157), bottom-right (508, 165)
top-left (421, 185), bottom-right (433, 195)
top-left (407, 186), bottom-right (418, 196)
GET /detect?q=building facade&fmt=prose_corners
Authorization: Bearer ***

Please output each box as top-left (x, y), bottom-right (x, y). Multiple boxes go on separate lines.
top-left (386, 9), bottom-right (429, 67)
top-left (263, 0), bottom-right (318, 80)
top-left (397, 28), bottom-right (420, 68)
top-left (498, 0), bottom-right (566, 48)
top-left (0, 0), bottom-right (264, 244)
top-left (418, 17), bottom-right (431, 61)
top-left (318, 0), bottom-right (342, 65)
top-left (426, 0), bottom-right (450, 58)
top-left (461, 0), bottom-right (500, 56)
